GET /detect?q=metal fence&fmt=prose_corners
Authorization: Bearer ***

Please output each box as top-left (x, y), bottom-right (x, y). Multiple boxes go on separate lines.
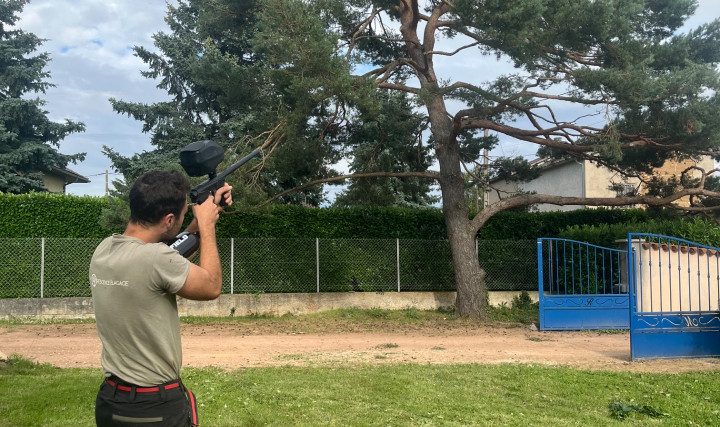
top-left (0, 238), bottom-right (537, 298)
top-left (539, 238), bottom-right (627, 296)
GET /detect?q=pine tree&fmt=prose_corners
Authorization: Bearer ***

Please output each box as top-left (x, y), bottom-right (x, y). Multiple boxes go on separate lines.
top-left (0, 0), bottom-right (85, 194)
top-left (255, 0), bottom-right (720, 317)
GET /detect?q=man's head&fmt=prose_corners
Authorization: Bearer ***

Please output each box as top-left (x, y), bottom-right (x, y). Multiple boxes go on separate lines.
top-left (129, 171), bottom-right (191, 232)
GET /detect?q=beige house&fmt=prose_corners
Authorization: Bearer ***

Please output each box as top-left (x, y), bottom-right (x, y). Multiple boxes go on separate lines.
top-left (487, 156), bottom-right (714, 212)
top-left (42, 166), bottom-right (90, 194)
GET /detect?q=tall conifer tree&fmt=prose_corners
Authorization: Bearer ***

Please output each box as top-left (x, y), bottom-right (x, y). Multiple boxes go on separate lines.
top-left (0, 0), bottom-right (85, 194)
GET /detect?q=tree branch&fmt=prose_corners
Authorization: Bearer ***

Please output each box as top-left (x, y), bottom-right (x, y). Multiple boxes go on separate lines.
top-left (470, 187), bottom-right (720, 231)
top-left (460, 118), bottom-right (685, 153)
top-left (233, 121), bottom-right (286, 183)
top-left (522, 90), bottom-right (614, 105)
top-left (422, 1), bottom-right (450, 55)
top-left (425, 41), bottom-right (480, 56)
top-left (418, 15), bottom-right (460, 28)
top-left (443, 81), bottom-right (610, 107)
top-left (377, 82), bottom-right (421, 94)
top-left (345, 6), bottom-right (380, 63)
top-left (255, 171), bottom-right (439, 208)
top-left (363, 58), bottom-right (422, 83)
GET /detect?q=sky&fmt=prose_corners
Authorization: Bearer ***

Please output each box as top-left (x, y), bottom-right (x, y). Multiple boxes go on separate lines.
top-left (15, 0), bottom-right (720, 198)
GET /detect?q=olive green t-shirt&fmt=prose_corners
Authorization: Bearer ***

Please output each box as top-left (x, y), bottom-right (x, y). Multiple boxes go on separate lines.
top-left (90, 234), bottom-right (191, 386)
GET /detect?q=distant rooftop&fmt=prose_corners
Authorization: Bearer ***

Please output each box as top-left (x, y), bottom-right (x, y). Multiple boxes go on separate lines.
top-left (51, 166), bottom-right (90, 184)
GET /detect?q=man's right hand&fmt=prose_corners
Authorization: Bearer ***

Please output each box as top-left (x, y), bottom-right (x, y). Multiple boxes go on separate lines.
top-left (213, 183), bottom-right (233, 207)
top-left (192, 194), bottom-right (220, 230)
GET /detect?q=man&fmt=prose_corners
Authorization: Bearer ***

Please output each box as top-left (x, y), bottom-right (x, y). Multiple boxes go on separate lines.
top-left (90, 170), bottom-right (231, 426)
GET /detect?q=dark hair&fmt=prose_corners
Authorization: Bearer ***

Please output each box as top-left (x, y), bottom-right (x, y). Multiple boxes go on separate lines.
top-left (129, 171), bottom-right (191, 226)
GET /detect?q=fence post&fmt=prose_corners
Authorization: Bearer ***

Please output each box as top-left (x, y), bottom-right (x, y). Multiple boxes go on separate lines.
top-left (537, 239), bottom-right (543, 330)
top-left (230, 238), bottom-right (234, 294)
top-left (40, 237), bottom-right (45, 298)
top-left (316, 238), bottom-right (320, 293)
top-left (396, 238), bottom-right (401, 292)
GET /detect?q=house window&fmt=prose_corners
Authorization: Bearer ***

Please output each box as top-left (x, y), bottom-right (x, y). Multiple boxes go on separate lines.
top-left (614, 183), bottom-right (637, 197)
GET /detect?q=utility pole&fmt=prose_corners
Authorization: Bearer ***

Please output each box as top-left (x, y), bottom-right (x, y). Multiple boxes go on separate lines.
top-left (105, 170), bottom-right (109, 196)
top-left (483, 129), bottom-right (489, 208)
top-left (474, 165), bottom-right (480, 212)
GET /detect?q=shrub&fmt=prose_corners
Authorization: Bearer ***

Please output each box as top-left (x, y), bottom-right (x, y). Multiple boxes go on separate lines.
top-left (559, 217), bottom-right (720, 248)
top-left (0, 193), bottom-right (111, 238)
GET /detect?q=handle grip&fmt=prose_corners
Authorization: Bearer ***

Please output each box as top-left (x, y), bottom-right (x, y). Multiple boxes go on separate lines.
top-left (167, 231), bottom-right (200, 258)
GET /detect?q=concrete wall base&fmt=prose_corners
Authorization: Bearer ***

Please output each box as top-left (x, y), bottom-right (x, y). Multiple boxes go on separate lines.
top-left (0, 291), bottom-right (538, 321)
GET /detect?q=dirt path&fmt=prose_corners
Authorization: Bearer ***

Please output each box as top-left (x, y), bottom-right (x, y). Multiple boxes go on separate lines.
top-left (3, 322), bottom-right (720, 373)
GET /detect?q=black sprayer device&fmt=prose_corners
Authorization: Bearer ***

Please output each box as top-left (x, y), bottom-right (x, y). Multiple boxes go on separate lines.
top-left (167, 140), bottom-right (261, 257)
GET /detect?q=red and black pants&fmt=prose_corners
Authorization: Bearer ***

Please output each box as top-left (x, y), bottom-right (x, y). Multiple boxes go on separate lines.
top-left (95, 376), bottom-right (199, 426)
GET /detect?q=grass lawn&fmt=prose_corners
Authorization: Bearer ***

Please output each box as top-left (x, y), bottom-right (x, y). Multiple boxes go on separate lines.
top-left (1, 355), bottom-right (719, 426)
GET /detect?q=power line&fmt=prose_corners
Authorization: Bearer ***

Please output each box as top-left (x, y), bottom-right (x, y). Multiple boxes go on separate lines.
top-left (86, 172), bottom-right (122, 177)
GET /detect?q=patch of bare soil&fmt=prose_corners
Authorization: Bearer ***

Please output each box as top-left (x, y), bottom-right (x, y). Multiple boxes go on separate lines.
top-left (2, 321), bottom-right (720, 373)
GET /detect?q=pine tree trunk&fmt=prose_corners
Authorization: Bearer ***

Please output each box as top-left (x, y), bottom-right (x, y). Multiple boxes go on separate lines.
top-left (435, 125), bottom-right (488, 318)
top-left (396, 0), bottom-right (489, 317)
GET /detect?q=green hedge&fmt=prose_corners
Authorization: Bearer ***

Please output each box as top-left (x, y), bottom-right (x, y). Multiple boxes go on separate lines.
top-left (0, 192), bottom-right (652, 240)
top-left (0, 193), bottom-right (111, 238)
top-left (216, 206), bottom-right (447, 238)
top-left (559, 217), bottom-right (720, 248)
top-left (217, 206), bottom-right (649, 239)
top-left (478, 208), bottom-right (649, 240)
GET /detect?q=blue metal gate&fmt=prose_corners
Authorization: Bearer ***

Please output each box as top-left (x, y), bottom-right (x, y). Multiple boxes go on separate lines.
top-left (538, 238), bottom-right (630, 330)
top-left (628, 234), bottom-right (720, 360)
